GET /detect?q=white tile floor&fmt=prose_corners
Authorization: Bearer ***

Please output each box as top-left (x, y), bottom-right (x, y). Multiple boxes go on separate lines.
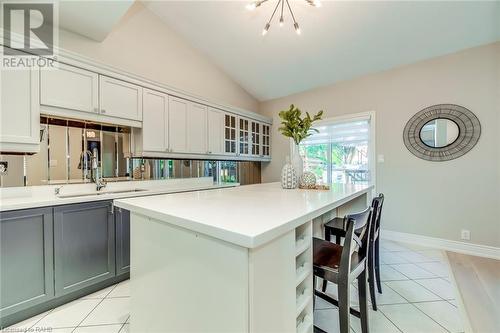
top-left (315, 240), bottom-right (464, 333)
top-left (3, 240), bottom-right (464, 333)
top-left (3, 281), bottom-right (130, 333)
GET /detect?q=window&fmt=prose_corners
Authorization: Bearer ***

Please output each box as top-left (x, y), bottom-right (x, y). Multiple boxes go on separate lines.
top-left (299, 115), bottom-right (373, 185)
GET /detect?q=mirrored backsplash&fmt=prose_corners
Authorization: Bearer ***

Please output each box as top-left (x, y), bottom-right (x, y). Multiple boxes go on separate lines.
top-left (0, 117), bottom-right (261, 187)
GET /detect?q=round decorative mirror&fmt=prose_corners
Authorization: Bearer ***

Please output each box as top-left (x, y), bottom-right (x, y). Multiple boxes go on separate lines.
top-left (419, 118), bottom-right (460, 148)
top-left (403, 104), bottom-right (481, 162)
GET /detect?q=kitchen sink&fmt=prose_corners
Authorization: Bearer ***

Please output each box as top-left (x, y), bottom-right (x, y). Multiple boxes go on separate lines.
top-left (57, 189), bottom-right (147, 199)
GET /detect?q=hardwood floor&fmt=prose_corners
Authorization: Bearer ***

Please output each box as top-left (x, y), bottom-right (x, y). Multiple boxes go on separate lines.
top-left (446, 252), bottom-right (500, 333)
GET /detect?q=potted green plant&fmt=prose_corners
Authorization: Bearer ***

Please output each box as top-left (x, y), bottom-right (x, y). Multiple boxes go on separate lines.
top-left (278, 104), bottom-right (323, 180)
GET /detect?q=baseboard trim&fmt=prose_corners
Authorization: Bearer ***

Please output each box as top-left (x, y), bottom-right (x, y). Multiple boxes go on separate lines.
top-left (380, 229), bottom-right (500, 260)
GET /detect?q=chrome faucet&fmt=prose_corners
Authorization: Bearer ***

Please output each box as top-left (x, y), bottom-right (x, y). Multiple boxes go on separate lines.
top-left (91, 147), bottom-right (107, 191)
top-left (78, 150), bottom-right (93, 181)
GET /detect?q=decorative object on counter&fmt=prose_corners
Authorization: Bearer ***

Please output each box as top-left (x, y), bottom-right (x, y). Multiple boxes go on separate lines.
top-left (133, 165), bottom-right (142, 180)
top-left (403, 104), bottom-right (481, 162)
top-left (144, 161), bottom-right (151, 180)
top-left (290, 144), bottom-right (303, 180)
top-left (0, 161), bottom-right (8, 175)
top-left (299, 171), bottom-right (317, 188)
top-left (278, 104), bottom-right (323, 179)
top-left (281, 156), bottom-right (298, 189)
top-left (298, 184), bottom-right (330, 190)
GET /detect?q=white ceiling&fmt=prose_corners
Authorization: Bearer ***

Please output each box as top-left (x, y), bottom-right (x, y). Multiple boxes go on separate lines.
top-left (143, 0), bottom-right (500, 101)
top-left (58, 0), bottom-right (135, 42)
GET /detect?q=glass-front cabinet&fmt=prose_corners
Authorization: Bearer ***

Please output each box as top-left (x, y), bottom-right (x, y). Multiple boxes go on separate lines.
top-left (261, 123), bottom-right (271, 159)
top-left (225, 116), bottom-right (271, 159)
top-left (238, 118), bottom-right (250, 156)
top-left (251, 121), bottom-right (261, 156)
top-left (224, 114), bottom-right (237, 155)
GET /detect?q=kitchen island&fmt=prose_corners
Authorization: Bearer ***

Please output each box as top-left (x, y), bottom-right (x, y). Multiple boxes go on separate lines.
top-left (114, 182), bottom-right (373, 333)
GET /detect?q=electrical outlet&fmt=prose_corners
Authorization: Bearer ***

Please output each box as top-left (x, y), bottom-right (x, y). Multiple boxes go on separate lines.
top-left (461, 229), bottom-right (471, 241)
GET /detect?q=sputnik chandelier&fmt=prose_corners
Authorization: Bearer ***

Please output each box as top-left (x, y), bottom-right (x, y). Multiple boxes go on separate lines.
top-left (246, 0), bottom-right (321, 36)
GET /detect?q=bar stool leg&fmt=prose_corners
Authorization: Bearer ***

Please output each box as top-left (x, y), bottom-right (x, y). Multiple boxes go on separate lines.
top-left (368, 249), bottom-right (378, 311)
top-left (313, 276), bottom-right (317, 309)
top-left (338, 280), bottom-right (351, 333)
top-left (322, 228), bottom-right (331, 292)
top-left (375, 237), bottom-right (382, 294)
top-left (357, 270), bottom-right (370, 333)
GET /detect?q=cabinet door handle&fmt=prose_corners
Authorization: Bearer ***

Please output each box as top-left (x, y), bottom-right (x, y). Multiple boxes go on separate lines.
top-left (101, 109), bottom-right (106, 114)
top-left (93, 108), bottom-right (99, 113)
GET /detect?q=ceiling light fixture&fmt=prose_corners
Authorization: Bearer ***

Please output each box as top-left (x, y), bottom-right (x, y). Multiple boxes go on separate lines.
top-left (246, 0), bottom-right (320, 35)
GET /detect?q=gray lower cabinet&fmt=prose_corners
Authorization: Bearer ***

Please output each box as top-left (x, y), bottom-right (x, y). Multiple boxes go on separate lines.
top-left (115, 207), bottom-right (130, 274)
top-left (0, 208), bottom-right (54, 318)
top-left (53, 201), bottom-right (116, 296)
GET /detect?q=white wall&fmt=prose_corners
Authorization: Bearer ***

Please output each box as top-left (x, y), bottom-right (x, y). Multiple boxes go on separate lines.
top-left (57, 2), bottom-right (258, 112)
top-left (259, 42), bottom-right (500, 248)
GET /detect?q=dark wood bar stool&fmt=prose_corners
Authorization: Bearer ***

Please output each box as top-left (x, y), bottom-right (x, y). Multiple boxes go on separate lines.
top-left (313, 206), bottom-right (372, 333)
top-left (322, 194), bottom-right (385, 310)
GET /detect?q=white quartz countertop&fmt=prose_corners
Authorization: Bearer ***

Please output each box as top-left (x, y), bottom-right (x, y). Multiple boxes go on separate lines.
top-left (0, 178), bottom-right (238, 212)
top-left (114, 182), bottom-right (374, 248)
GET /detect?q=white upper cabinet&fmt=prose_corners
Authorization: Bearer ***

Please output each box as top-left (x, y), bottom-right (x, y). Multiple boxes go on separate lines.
top-left (40, 63), bottom-right (143, 125)
top-left (261, 123), bottom-right (271, 158)
top-left (186, 102), bottom-right (207, 154)
top-left (207, 108), bottom-right (224, 155)
top-left (40, 63), bottom-right (98, 114)
top-left (168, 97), bottom-right (188, 153)
top-left (142, 89), bottom-right (169, 153)
top-left (0, 67), bottom-right (40, 153)
top-left (223, 113), bottom-right (237, 155)
top-left (250, 121), bottom-right (261, 157)
top-left (238, 118), bottom-right (250, 156)
top-left (99, 76), bottom-right (143, 121)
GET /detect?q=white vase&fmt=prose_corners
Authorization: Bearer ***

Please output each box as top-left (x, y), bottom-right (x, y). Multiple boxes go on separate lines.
top-left (281, 157), bottom-right (297, 189)
top-left (291, 144), bottom-right (303, 179)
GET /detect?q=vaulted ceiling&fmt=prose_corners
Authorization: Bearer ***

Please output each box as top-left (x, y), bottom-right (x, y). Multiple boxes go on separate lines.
top-left (59, 0), bottom-right (135, 41)
top-left (142, 0), bottom-right (500, 101)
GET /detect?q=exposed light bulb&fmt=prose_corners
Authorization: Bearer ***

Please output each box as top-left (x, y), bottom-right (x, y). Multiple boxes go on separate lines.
top-left (262, 23), bottom-right (271, 35)
top-left (279, 16), bottom-right (284, 27)
top-left (294, 22), bottom-right (301, 35)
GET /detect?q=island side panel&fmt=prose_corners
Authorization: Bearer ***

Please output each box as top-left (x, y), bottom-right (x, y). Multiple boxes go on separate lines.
top-left (312, 193), bottom-right (369, 238)
top-left (130, 213), bottom-right (249, 333)
top-left (336, 192), bottom-right (370, 218)
top-left (248, 230), bottom-right (296, 332)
